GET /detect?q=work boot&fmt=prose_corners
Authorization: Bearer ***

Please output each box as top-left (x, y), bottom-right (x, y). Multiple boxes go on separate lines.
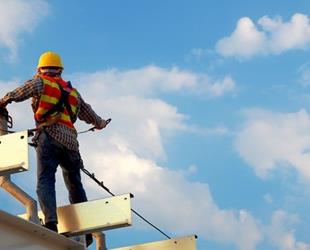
top-left (44, 221), bottom-right (58, 233)
top-left (86, 234), bottom-right (93, 247)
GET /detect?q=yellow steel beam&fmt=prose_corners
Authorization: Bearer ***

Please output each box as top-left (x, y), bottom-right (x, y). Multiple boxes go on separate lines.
top-left (111, 235), bottom-right (197, 250)
top-left (0, 131), bottom-right (29, 176)
top-left (20, 193), bottom-right (133, 236)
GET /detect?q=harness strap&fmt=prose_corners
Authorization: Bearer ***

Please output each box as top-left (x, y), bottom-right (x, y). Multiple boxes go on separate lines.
top-left (39, 82), bottom-right (76, 124)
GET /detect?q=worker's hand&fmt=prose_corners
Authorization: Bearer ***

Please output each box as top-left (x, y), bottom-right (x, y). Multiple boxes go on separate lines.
top-left (95, 119), bottom-right (107, 130)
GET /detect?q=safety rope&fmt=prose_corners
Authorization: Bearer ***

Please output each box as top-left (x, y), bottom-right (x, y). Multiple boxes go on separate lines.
top-left (77, 118), bottom-right (111, 135)
top-left (80, 167), bottom-right (171, 239)
top-left (78, 118), bottom-right (171, 238)
top-left (0, 119), bottom-right (112, 136)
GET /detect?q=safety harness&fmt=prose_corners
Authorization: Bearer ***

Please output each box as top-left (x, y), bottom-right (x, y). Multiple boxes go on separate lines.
top-left (35, 74), bottom-right (78, 129)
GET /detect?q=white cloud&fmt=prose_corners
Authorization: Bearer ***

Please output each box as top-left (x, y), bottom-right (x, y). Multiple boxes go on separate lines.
top-left (71, 65), bottom-right (235, 98)
top-left (0, 0), bottom-right (49, 61)
top-left (216, 17), bottom-right (266, 58)
top-left (80, 96), bottom-right (186, 159)
top-left (259, 14), bottom-right (310, 53)
top-left (216, 13), bottom-right (310, 59)
top-left (266, 210), bottom-right (310, 250)
top-left (235, 108), bottom-right (310, 180)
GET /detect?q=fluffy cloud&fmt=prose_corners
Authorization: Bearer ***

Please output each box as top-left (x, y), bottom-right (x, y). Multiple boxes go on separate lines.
top-left (0, 0), bottom-right (49, 61)
top-left (235, 108), bottom-right (310, 179)
top-left (266, 210), bottom-right (310, 250)
top-left (82, 96), bottom-right (186, 159)
top-left (71, 65), bottom-right (235, 98)
top-left (216, 17), bottom-right (266, 58)
top-left (216, 13), bottom-right (310, 59)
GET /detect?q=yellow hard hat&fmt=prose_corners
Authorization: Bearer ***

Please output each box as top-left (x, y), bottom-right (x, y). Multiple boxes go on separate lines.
top-left (37, 51), bottom-right (63, 69)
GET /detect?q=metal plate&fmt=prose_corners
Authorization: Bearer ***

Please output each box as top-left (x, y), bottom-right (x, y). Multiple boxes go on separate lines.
top-left (0, 131), bottom-right (29, 176)
top-left (111, 235), bottom-right (197, 250)
top-left (20, 193), bottom-right (132, 236)
top-left (0, 209), bottom-right (84, 250)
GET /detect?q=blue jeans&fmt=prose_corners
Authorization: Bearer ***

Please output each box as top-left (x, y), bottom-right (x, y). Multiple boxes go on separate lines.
top-left (36, 131), bottom-right (87, 223)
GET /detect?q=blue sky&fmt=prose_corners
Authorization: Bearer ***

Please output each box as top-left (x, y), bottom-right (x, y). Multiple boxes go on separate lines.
top-left (1, 0), bottom-right (310, 249)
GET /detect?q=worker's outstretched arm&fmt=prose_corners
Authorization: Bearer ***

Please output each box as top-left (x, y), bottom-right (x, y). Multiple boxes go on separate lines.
top-left (0, 78), bottom-right (43, 107)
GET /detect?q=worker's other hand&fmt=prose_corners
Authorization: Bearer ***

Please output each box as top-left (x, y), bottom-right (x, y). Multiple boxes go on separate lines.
top-left (95, 119), bottom-right (107, 130)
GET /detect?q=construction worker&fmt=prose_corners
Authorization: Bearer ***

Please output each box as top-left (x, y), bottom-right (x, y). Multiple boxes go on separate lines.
top-left (0, 51), bottom-right (107, 246)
